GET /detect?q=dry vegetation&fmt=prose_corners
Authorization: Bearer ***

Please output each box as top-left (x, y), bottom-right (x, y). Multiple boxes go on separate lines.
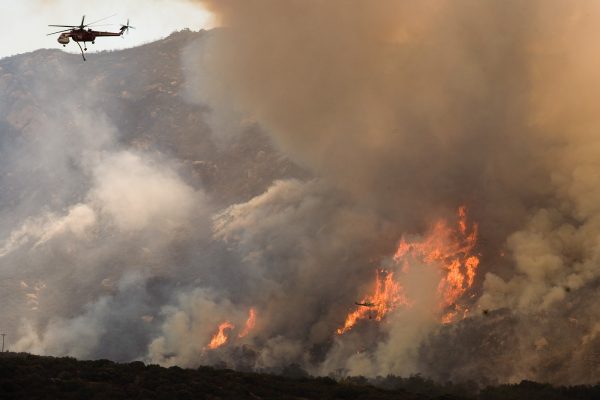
top-left (0, 352), bottom-right (599, 399)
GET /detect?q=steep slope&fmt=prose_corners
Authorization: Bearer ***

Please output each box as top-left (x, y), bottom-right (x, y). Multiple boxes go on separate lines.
top-left (0, 29), bottom-right (305, 207)
top-left (0, 30), bottom-right (307, 363)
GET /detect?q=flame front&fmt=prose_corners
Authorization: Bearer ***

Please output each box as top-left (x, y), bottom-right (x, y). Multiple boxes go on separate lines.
top-left (337, 206), bottom-right (480, 334)
top-left (238, 307), bottom-right (256, 338)
top-left (207, 321), bottom-right (234, 349)
top-left (394, 205), bottom-right (479, 312)
top-left (337, 270), bottom-right (411, 335)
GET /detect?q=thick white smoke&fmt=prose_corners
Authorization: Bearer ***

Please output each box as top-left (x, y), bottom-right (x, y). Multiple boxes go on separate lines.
top-left (0, 54), bottom-right (211, 363)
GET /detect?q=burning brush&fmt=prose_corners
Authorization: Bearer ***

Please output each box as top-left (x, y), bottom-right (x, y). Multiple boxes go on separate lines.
top-left (337, 206), bottom-right (480, 335)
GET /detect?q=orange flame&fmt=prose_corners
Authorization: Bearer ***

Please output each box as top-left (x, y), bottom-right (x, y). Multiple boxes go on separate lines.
top-left (207, 321), bottom-right (235, 349)
top-left (238, 307), bottom-right (257, 338)
top-left (337, 206), bottom-right (480, 334)
top-left (394, 205), bottom-right (479, 312)
top-left (440, 303), bottom-right (470, 325)
top-left (337, 269), bottom-right (411, 335)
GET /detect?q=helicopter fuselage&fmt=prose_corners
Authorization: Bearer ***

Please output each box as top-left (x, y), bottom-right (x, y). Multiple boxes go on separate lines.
top-left (49, 16), bottom-right (132, 61)
top-left (58, 29), bottom-right (121, 45)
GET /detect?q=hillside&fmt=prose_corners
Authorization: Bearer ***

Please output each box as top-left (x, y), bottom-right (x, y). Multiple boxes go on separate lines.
top-left (2, 19), bottom-right (600, 393)
top-left (0, 29), bottom-right (305, 208)
top-left (0, 30), bottom-right (310, 361)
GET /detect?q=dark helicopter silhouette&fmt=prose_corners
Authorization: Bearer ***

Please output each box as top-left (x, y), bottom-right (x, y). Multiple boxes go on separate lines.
top-left (355, 301), bottom-right (377, 319)
top-left (47, 15), bottom-right (134, 61)
top-left (354, 301), bottom-right (376, 307)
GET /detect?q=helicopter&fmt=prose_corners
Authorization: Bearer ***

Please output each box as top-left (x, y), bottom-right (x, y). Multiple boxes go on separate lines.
top-left (47, 15), bottom-right (134, 61)
top-left (355, 301), bottom-right (377, 319)
top-left (354, 301), bottom-right (376, 308)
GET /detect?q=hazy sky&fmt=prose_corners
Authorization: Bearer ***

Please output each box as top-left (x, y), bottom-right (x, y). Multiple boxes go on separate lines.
top-left (0, 0), bottom-right (214, 59)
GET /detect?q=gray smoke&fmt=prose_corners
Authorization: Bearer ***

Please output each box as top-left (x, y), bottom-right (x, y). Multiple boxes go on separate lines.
top-left (0, 51), bottom-right (212, 362)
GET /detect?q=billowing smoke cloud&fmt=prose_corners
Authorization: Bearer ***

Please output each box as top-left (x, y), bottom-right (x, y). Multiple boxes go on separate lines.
top-left (174, 0), bottom-right (600, 384)
top-left (0, 54), bottom-right (212, 363)
top-left (148, 178), bottom-right (394, 370)
top-left (5, 0), bottom-right (600, 387)
top-left (191, 0), bottom-right (545, 232)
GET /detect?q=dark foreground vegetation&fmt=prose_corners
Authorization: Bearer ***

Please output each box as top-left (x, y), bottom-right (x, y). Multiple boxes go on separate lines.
top-left (0, 353), bottom-right (599, 400)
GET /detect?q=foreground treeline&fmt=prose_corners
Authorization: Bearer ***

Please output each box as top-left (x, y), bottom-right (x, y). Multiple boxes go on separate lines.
top-left (0, 353), bottom-right (599, 400)
top-left (365, 374), bottom-right (600, 400)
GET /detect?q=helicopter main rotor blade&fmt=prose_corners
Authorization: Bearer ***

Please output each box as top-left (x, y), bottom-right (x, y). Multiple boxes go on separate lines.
top-left (85, 14), bottom-right (116, 27)
top-left (47, 28), bottom-right (72, 36)
top-left (86, 24), bottom-right (114, 28)
top-left (80, 15), bottom-right (85, 28)
top-left (48, 25), bottom-right (78, 28)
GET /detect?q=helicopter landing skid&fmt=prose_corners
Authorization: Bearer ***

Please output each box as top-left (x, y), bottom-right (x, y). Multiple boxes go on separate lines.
top-left (75, 41), bottom-right (86, 61)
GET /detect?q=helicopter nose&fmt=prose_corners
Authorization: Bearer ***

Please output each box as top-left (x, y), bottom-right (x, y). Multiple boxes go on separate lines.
top-left (58, 34), bottom-right (70, 45)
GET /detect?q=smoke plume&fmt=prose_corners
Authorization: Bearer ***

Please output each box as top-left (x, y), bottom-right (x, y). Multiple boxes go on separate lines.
top-left (179, 0), bottom-right (600, 384)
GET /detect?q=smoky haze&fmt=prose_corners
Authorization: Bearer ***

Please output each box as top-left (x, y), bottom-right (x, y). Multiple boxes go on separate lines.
top-left (2, 0), bottom-right (600, 386)
top-left (188, 0), bottom-right (600, 383)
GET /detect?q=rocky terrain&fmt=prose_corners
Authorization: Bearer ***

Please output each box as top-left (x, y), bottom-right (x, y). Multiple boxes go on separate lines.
top-left (0, 29), bottom-right (305, 208)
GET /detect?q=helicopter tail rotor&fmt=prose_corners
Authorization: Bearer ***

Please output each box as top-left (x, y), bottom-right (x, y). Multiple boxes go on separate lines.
top-left (120, 19), bottom-right (135, 35)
